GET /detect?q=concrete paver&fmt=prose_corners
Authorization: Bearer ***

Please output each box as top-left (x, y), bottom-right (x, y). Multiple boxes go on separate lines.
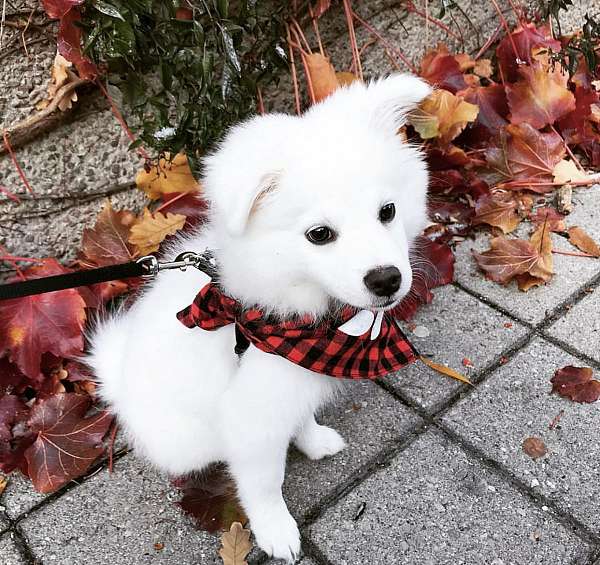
top-left (19, 454), bottom-right (222, 565)
top-left (284, 380), bottom-right (422, 517)
top-left (386, 285), bottom-right (528, 413)
top-left (306, 430), bottom-right (592, 565)
top-left (547, 287), bottom-right (600, 363)
top-left (443, 338), bottom-right (600, 535)
top-left (0, 533), bottom-right (28, 565)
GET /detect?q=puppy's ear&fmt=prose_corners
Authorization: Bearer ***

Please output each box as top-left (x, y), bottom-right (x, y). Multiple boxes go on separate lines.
top-left (307, 73), bottom-right (432, 136)
top-left (362, 74), bottom-right (432, 132)
top-left (202, 114), bottom-right (294, 235)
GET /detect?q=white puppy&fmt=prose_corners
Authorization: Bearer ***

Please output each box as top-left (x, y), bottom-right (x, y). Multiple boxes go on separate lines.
top-left (89, 74), bottom-right (431, 562)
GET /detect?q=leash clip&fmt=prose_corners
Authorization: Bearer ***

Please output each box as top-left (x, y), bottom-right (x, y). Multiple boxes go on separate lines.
top-left (137, 251), bottom-right (217, 279)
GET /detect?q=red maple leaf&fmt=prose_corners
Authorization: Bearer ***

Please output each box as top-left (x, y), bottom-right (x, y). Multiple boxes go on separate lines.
top-left (419, 43), bottom-right (467, 93)
top-left (460, 84), bottom-right (509, 138)
top-left (24, 393), bottom-right (113, 493)
top-left (0, 395), bottom-right (34, 474)
top-left (485, 123), bottom-right (565, 189)
top-left (551, 366), bottom-right (600, 403)
top-left (41, 0), bottom-right (83, 18)
top-left (394, 238), bottom-right (455, 320)
top-left (496, 23), bottom-right (561, 82)
top-left (0, 260), bottom-right (86, 380)
top-left (557, 86), bottom-right (600, 144)
top-left (506, 60), bottom-right (575, 129)
top-left (472, 236), bottom-right (538, 284)
top-left (157, 192), bottom-right (209, 229)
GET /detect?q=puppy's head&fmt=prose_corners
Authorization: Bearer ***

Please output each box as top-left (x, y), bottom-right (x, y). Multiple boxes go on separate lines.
top-left (203, 74), bottom-right (432, 318)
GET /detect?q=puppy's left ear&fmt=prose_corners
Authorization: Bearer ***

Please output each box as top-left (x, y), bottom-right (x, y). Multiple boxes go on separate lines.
top-left (202, 114), bottom-right (294, 235)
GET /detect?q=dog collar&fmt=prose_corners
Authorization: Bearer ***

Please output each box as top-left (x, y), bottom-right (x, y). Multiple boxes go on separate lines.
top-left (177, 283), bottom-right (417, 380)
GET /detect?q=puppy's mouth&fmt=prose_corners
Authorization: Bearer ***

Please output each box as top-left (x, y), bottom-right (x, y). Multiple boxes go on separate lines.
top-left (366, 296), bottom-right (402, 312)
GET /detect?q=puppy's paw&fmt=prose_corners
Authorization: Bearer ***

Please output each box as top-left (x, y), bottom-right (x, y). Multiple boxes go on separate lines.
top-left (252, 509), bottom-right (301, 563)
top-left (295, 424), bottom-right (346, 460)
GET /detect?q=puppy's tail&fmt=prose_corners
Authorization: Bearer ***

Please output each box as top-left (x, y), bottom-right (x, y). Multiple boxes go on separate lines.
top-left (86, 312), bottom-right (130, 410)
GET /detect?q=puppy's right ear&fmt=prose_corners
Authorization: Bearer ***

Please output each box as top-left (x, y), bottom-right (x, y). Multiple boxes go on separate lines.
top-left (202, 114), bottom-right (294, 235)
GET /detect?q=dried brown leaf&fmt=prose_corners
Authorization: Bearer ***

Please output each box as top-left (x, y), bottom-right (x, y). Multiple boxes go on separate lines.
top-left (567, 226), bottom-right (600, 257)
top-left (522, 437), bottom-right (547, 459)
top-left (128, 210), bottom-right (186, 255)
top-left (136, 153), bottom-right (201, 200)
top-left (551, 366), bottom-right (600, 403)
top-left (219, 522), bottom-right (253, 565)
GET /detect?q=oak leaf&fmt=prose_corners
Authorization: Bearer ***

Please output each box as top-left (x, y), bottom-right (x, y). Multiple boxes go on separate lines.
top-left (551, 366), bottom-right (600, 403)
top-left (0, 260), bottom-right (86, 380)
top-left (177, 463), bottom-right (247, 533)
top-left (36, 52), bottom-right (78, 111)
top-left (219, 522), bottom-right (253, 565)
top-left (409, 90), bottom-right (478, 145)
top-left (567, 227), bottom-right (600, 257)
top-left (80, 201), bottom-right (138, 268)
top-left (136, 153), bottom-right (201, 201)
top-left (128, 209), bottom-right (186, 255)
top-left (25, 393), bottom-right (112, 493)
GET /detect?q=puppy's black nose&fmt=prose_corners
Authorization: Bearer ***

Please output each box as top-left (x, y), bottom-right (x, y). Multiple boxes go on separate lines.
top-left (363, 266), bottom-right (402, 297)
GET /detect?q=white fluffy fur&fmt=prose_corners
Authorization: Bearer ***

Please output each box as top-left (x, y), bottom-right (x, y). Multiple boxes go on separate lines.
top-left (89, 74), bottom-right (431, 562)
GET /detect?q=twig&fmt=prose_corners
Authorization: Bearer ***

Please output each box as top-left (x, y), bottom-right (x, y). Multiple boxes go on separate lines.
top-left (96, 79), bottom-right (150, 162)
top-left (496, 178), bottom-right (598, 189)
top-left (286, 23), bottom-right (302, 115)
top-left (0, 244), bottom-right (26, 281)
top-left (308, 3), bottom-right (325, 57)
top-left (0, 0), bottom-right (6, 50)
top-left (405, 1), bottom-right (460, 40)
top-left (343, 0), bottom-right (363, 81)
top-left (352, 9), bottom-right (417, 73)
top-left (0, 78), bottom-right (89, 155)
top-left (256, 85), bottom-right (265, 115)
top-left (488, 0), bottom-right (519, 61)
top-left (20, 8), bottom-right (34, 57)
top-left (291, 18), bottom-right (311, 54)
top-left (552, 249), bottom-right (596, 258)
top-left (474, 23), bottom-right (502, 60)
top-left (0, 185), bottom-right (20, 203)
top-left (0, 36), bottom-right (52, 62)
top-left (550, 125), bottom-right (584, 171)
top-left (2, 130), bottom-right (34, 195)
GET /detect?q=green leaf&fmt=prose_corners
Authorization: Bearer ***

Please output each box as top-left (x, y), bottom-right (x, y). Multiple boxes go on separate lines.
top-left (92, 0), bottom-right (126, 20)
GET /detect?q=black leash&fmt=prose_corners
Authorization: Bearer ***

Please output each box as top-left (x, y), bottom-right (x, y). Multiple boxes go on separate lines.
top-left (0, 251), bottom-right (217, 301)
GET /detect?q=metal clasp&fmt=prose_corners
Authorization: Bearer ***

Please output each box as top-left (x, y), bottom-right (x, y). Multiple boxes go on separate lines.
top-left (137, 250), bottom-right (217, 279)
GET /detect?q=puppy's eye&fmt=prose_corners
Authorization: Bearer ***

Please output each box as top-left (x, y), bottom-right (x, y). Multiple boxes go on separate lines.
top-left (379, 202), bottom-right (396, 224)
top-left (305, 226), bottom-right (336, 245)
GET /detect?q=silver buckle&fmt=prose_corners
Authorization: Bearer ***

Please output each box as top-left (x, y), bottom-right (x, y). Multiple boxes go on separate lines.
top-left (137, 251), bottom-right (212, 279)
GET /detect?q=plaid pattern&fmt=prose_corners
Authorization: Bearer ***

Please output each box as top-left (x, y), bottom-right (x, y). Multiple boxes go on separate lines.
top-left (177, 283), bottom-right (417, 380)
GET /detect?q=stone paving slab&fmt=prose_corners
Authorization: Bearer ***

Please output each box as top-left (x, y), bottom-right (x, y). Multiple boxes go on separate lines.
top-left (384, 285), bottom-right (528, 413)
top-left (305, 430), bottom-right (592, 565)
top-left (0, 471), bottom-right (46, 520)
top-left (443, 337), bottom-right (600, 535)
top-left (19, 454), bottom-right (223, 565)
top-left (455, 230), bottom-right (600, 327)
top-left (284, 380), bottom-right (422, 517)
top-left (0, 509), bottom-right (9, 531)
top-left (547, 287), bottom-right (600, 363)
top-left (0, 532), bottom-right (27, 565)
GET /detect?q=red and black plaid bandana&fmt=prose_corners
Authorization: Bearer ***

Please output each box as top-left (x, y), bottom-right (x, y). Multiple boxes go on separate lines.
top-left (177, 283), bottom-right (417, 380)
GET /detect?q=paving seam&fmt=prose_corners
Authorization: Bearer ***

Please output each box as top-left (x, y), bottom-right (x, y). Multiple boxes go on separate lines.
top-left (436, 423), bottom-right (600, 549)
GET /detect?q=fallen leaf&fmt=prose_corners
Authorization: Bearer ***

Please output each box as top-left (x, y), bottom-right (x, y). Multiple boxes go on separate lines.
top-left (0, 473), bottom-right (8, 496)
top-left (177, 463), bottom-right (247, 533)
top-left (409, 90), bottom-right (478, 145)
top-left (557, 86), bottom-right (600, 144)
top-left (419, 43), bottom-right (467, 93)
top-left (485, 123), bottom-right (565, 188)
top-left (528, 222), bottom-right (553, 282)
top-left (496, 22), bottom-right (561, 82)
top-left (473, 59), bottom-right (493, 78)
top-left (304, 53), bottom-right (339, 103)
top-left (79, 201), bottom-right (138, 268)
top-left (472, 192), bottom-right (522, 233)
top-left (0, 395), bottom-right (34, 474)
top-left (336, 71), bottom-right (358, 87)
top-left (552, 160), bottom-right (589, 184)
top-left (567, 226), bottom-right (600, 257)
top-left (219, 522), bottom-right (253, 565)
top-left (507, 59), bottom-right (575, 129)
top-left (419, 355), bottom-right (471, 385)
top-left (473, 237), bottom-right (538, 284)
top-left (551, 366), bottom-right (600, 403)
top-left (25, 393), bottom-right (112, 492)
top-left (128, 209), bottom-right (186, 255)
top-left (522, 437), bottom-right (547, 459)
top-left (0, 260), bottom-right (86, 380)
top-left (136, 153), bottom-right (201, 200)
top-left (154, 542), bottom-right (165, 551)
top-left (529, 207), bottom-right (566, 232)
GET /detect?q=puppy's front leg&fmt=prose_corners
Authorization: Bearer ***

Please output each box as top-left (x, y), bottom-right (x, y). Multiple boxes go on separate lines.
top-left (294, 413), bottom-right (346, 460)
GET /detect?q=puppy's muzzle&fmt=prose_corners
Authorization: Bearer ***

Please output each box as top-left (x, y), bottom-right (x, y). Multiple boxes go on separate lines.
top-left (363, 266), bottom-right (402, 297)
